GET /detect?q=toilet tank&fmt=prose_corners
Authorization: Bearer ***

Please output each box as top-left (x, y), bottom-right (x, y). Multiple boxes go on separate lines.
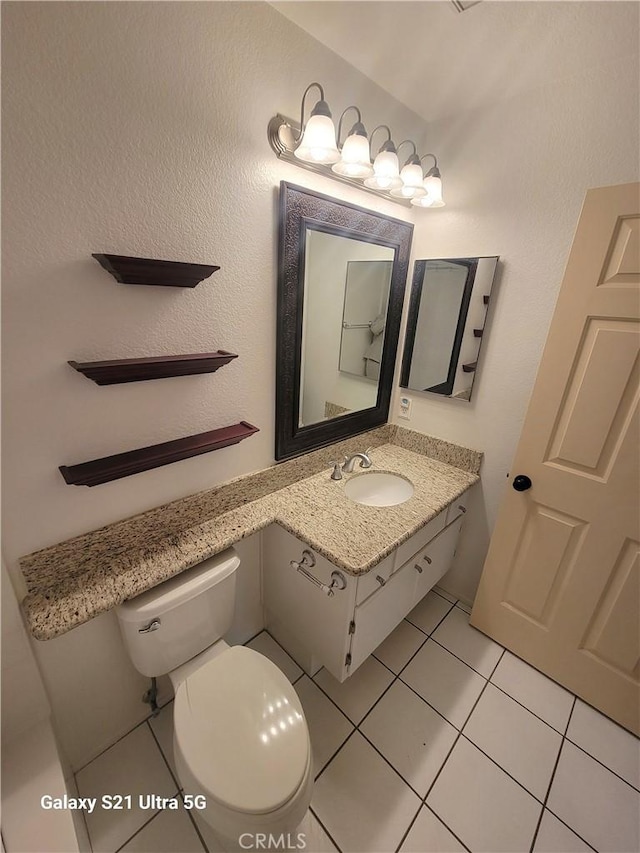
top-left (116, 548), bottom-right (239, 677)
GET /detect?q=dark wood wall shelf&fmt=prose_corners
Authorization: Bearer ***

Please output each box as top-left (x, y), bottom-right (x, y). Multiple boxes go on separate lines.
top-left (92, 254), bottom-right (220, 288)
top-left (59, 422), bottom-right (259, 486)
top-left (68, 351), bottom-right (238, 385)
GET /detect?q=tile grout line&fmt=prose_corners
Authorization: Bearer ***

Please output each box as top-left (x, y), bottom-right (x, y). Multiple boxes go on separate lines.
top-left (74, 717), bottom-right (150, 777)
top-left (544, 805), bottom-right (598, 852)
top-left (146, 713), bottom-right (209, 852)
top-left (308, 804), bottom-right (342, 853)
top-left (405, 599), bottom-right (456, 636)
top-left (113, 809), bottom-right (163, 853)
top-left (78, 798), bottom-right (94, 853)
top-left (146, 718), bottom-right (181, 795)
top-left (564, 737), bottom-right (640, 794)
top-left (428, 634), bottom-right (501, 680)
top-left (313, 727), bottom-right (359, 784)
top-left (488, 679), bottom-right (572, 736)
top-left (457, 731), bottom-right (548, 805)
top-left (249, 629), bottom-right (304, 683)
top-left (528, 696), bottom-right (579, 853)
top-left (178, 793), bottom-right (210, 853)
top-left (395, 804), bottom-right (472, 853)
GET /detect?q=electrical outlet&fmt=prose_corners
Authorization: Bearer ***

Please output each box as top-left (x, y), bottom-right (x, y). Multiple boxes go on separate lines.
top-left (398, 395), bottom-right (412, 420)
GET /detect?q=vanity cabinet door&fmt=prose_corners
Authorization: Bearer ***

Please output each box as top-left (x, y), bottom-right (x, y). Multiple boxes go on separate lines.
top-left (349, 561), bottom-right (417, 673)
top-left (262, 525), bottom-right (356, 681)
top-left (412, 517), bottom-right (464, 603)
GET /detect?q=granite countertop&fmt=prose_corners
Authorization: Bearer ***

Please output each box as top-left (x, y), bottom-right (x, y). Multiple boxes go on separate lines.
top-left (19, 426), bottom-right (481, 640)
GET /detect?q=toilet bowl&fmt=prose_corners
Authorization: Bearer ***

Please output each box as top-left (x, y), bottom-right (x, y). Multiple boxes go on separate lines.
top-left (171, 643), bottom-right (312, 845)
top-left (115, 549), bottom-right (313, 847)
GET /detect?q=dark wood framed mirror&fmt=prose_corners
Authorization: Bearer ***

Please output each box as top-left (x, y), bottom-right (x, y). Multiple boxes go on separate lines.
top-left (276, 182), bottom-right (413, 460)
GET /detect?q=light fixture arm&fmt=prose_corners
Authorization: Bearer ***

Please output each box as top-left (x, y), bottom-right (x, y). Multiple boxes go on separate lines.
top-left (397, 140), bottom-right (420, 166)
top-left (420, 153), bottom-right (440, 177)
top-left (370, 125), bottom-right (396, 154)
top-left (337, 106), bottom-right (364, 147)
top-left (296, 82), bottom-right (329, 142)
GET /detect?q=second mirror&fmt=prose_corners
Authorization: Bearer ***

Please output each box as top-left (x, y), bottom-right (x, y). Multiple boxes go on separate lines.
top-left (400, 256), bottom-right (499, 401)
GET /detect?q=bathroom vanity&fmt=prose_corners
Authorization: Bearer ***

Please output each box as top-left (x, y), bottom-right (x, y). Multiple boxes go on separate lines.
top-left (19, 425), bottom-right (480, 649)
top-left (263, 499), bottom-right (467, 681)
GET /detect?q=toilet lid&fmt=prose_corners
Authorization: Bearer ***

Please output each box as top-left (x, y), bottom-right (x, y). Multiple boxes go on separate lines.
top-left (173, 645), bottom-right (310, 815)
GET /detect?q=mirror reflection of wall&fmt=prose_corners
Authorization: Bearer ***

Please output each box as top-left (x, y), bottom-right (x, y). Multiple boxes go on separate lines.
top-left (401, 256), bottom-right (499, 402)
top-left (408, 260), bottom-right (470, 391)
top-left (299, 230), bottom-right (395, 428)
top-left (339, 260), bottom-right (392, 380)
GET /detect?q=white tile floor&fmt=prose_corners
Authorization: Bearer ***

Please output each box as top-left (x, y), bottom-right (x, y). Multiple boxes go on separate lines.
top-left (75, 589), bottom-right (640, 853)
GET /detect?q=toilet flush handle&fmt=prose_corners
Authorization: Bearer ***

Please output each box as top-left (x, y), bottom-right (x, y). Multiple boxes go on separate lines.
top-left (138, 618), bottom-right (161, 634)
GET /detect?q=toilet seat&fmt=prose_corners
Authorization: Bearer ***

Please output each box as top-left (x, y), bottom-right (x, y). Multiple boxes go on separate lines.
top-left (173, 645), bottom-right (310, 815)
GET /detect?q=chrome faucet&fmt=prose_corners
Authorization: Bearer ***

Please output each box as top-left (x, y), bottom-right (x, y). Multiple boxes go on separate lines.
top-left (342, 450), bottom-right (373, 473)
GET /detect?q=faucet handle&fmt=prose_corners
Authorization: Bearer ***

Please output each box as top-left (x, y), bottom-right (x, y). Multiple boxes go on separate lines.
top-left (330, 462), bottom-right (343, 481)
top-left (362, 448), bottom-right (373, 468)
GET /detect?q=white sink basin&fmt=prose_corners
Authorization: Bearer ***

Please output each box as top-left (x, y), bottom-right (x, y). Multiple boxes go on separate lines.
top-left (344, 472), bottom-right (414, 507)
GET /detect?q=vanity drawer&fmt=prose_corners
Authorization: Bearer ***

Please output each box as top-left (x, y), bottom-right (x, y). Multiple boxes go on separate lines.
top-left (446, 500), bottom-right (468, 526)
top-left (392, 510), bottom-right (446, 572)
top-left (355, 553), bottom-right (394, 606)
top-left (412, 517), bottom-right (463, 602)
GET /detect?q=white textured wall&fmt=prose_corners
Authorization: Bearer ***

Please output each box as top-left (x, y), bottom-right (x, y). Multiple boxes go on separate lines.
top-left (1, 561), bottom-right (51, 750)
top-left (394, 37), bottom-right (640, 601)
top-left (1, 1), bottom-right (421, 769)
top-left (1, 1), bottom-right (420, 575)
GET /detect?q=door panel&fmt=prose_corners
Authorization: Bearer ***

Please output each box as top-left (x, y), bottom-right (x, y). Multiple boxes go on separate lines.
top-left (472, 183), bottom-right (640, 734)
top-left (504, 505), bottom-right (587, 625)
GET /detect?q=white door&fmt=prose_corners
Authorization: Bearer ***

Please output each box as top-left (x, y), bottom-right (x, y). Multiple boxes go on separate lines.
top-left (472, 183), bottom-right (640, 735)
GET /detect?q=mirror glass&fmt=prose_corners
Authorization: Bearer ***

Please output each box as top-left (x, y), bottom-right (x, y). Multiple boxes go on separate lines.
top-left (300, 232), bottom-right (394, 427)
top-left (276, 182), bottom-right (413, 460)
top-left (400, 256), bottom-right (499, 402)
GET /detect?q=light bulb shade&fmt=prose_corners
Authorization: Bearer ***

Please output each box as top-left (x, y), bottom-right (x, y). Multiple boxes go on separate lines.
top-left (364, 149), bottom-right (402, 190)
top-left (424, 173), bottom-right (444, 204)
top-left (332, 132), bottom-right (373, 178)
top-left (411, 196), bottom-right (438, 207)
top-left (400, 162), bottom-right (425, 188)
top-left (294, 114), bottom-right (340, 164)
top-left (390, 161), bottom-right (426, 198)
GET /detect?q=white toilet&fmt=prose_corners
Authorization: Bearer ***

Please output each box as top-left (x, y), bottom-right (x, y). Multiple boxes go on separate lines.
top-left (116, 548), bottom-right (313, 847)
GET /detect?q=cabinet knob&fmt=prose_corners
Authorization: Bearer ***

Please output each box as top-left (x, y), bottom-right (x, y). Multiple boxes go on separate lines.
top-left (414, 563), bottom-right (423, 574)
top-left (422, 555), bottom-right (432, 565)
top-left (375, 575), bottom-right (386, 587)
top-left (512, 475), bottom-right (532, 492)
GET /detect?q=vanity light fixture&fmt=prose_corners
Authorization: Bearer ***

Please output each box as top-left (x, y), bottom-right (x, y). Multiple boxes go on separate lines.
top-left (412, 154), bottom-right (446, 208)
top-left (364, 126), bottom-right (402, 191)
top-left (391, 141), bottom-right (427, 199)
top-left (293, 83), bottom-right (340, 165)
top-left (267, 84), bottom-right (445, 208)
top-left (332, 106), bottom-right (373, 179)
